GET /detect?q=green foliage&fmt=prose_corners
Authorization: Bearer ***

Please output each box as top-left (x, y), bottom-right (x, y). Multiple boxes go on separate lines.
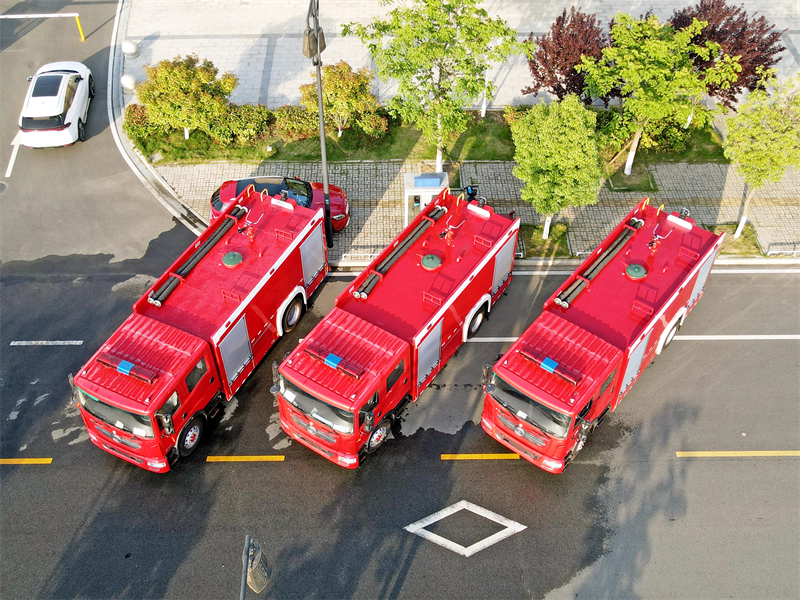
top-left (356, 111), bottom-right (388, 139)
top-left (136, 54), bottom-right (238, 144)
top-left (226, 104), bottom-right (273, 146)
top-left (343, 0), bottom-right (521, 156)
top-left (272, 105), bottom-right (320, 141)
top-left (123, 103), bottom-right (158, 140)
top-left (724, 71), bottom-right (800, 190)
top-left (299, 61), bottom-right (383, 138)
top-left (579, 14), bottom-right (741, 148)
top-left (509, 95), bottom-right (602, 215)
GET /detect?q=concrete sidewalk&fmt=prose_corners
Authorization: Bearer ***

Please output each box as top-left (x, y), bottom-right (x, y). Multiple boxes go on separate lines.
top-left (112, 0), bottom-right (800, 261)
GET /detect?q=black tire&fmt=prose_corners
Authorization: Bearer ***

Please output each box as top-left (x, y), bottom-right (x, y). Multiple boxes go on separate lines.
top-left (282, 296), bottom-right (304, 333)
top-left (77, 120), bottom-right (86, 142)
top-left (366, 419), bottom-right (391, 454)
top-left (466, 306), bottom-right (487, 339)
top-left (88, 74), bottom-right (95, 99)
top-left (178, 417), bottom-right (205, 457)
top-left (662, 321), bottom-right (681, 351)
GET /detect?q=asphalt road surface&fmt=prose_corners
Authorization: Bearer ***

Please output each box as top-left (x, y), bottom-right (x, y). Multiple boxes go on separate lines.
top-left (1, 268), bottom-right (798, 599)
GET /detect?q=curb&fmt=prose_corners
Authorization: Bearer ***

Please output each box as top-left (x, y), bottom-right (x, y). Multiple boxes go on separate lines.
top-left (108, 0), bottom-right (205, 236)
top-left (331, 256), bottom-right (800, 269)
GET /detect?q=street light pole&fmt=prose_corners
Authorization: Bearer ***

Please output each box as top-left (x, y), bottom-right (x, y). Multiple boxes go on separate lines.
top-left (308, 0), bottom-right (334, 247)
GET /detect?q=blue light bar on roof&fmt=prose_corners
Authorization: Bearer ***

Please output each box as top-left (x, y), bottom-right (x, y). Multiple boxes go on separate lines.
top-left (324, 354), bottom-right (342, 369)
top-left (540, 357), bottom-right (558, 373)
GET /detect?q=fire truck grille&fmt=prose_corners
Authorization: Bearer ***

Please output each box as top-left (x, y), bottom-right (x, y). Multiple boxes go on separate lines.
top-left (497, 413), bottom-right (546, 447)
top-left (496, 431), bottom-right (541, 462)
top-left (101, 443), bottom-right (144, 464)
top-left (290, 413), bottom-right (336, 443)
top-left (95, 423), bottom-right (142, 449)
top-left (295, 432), bottom-right (335, 458)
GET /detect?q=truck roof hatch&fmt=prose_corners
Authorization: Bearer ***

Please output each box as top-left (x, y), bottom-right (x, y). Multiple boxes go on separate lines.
top-left (96, 351), bottom-right (158, 384)
top-left (304, 344), bottom-right (366, 380)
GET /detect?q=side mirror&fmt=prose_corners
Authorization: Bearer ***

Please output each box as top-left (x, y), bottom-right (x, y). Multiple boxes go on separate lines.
top-left (269, 361), bottom-right (280, 396)
top-left (361, 412), bottom-right (375, 433)
top-left (480, 363), bottom-right (493, 388)
top-left (157, 414), bottom-right (174, 435)
top-left (27, 76), bottom-right (33, 82)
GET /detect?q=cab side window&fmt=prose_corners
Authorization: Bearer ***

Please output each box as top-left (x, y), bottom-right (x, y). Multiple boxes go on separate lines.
top-left (599, 369), bottom-right (617, 397)
top-left (185, 358), bottom-right (207, 392)
top-left (359, 391), bottom-right (380, 427)
top-left (578, 397), bottom-right (594, 421)
top-left (157, 391), bottom-right (180, 418)
top-left (386, 359), bottom-right (405, 393)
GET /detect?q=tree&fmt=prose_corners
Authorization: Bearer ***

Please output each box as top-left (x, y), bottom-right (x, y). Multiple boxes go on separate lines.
top-left (579, 13), bottom-right (740, 175)
top-left (724, 71), bottom-right (800, 238)
top-left (299, 61), bottom-right (381, 138)
top-left (508, 95), bottom-right (602, 239)
top-left (522, 7), bottom-right (608, 104)
top-left (136, 54), bottom-right (237, 143)
top-left (670, 0), bottom-right (786, 110)
top-left (343, 0), bottom-right (520, 171)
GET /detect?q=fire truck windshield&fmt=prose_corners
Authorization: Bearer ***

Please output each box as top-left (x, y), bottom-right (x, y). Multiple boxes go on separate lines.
top-left (279, 375), bottom-right (354, 434)
top-left (489, 373), bottom-right (571, 439)
top-left (76, 387), bottom-right (155, 439)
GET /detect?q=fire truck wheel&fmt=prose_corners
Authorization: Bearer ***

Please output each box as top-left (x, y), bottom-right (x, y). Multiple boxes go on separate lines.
top-left (467, 306), bottom-right (487, 339)
top-left (282, 296), bottom-right (305, 333)
top-left (663, 321), bottom-right (681, 350)
top-left (367, 419), bottom-right (391, 453)
top-left (178, 417), bottom-right (205, 457)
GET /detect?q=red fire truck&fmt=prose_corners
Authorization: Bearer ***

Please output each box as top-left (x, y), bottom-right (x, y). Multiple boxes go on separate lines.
top-left (480, 199), bottom-right (724, 473)
top-left (273, 190), bottom-right (520, 468)
top-left (72, 186), bottom-right (329, 472)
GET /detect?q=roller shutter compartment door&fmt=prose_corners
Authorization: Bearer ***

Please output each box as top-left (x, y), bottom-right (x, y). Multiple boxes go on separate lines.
top-left (417, 321), bottom-right (443, 387)
top-left (620, 330), bottom-right (652, 397)
top-left (300, 224), bottom-right (326, 287)
top-left (219, 316), bottom-right (253, 386)
top-left (492, 236), bottom-right (516, 295)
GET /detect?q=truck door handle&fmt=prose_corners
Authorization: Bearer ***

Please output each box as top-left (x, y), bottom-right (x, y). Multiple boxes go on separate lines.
top-left (403, 378), bottom-right (408, 385)
top-left (209, 377), bottom-right (215, 384)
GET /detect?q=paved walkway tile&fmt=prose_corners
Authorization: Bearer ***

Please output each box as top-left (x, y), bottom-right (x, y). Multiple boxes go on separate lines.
top-left (156, 159), bottom-right (800, 260)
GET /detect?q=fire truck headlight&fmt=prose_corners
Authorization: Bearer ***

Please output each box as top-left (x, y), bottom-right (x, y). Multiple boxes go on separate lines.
top-left (541, 458), bottom-right (564, 472)
top-left (147, 459), bottom-right (167, 470)
top-left (481, 417), bottom-right (493, 432)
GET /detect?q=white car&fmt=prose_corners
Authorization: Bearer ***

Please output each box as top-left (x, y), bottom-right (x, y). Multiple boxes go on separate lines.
top-left (18, 61), bottom-right (94, 148)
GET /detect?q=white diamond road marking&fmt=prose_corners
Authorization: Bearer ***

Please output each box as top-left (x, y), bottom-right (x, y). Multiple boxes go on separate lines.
top-left (404, 500), bottom-right (526, 557)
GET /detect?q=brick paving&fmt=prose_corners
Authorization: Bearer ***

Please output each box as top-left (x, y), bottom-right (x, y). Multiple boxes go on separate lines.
top-left (157, 159), bottom-right (800, 260)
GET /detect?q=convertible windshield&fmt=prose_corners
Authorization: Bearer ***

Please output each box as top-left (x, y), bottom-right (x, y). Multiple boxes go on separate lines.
top-left (76, 387), bottom-right (155, 438)
top-left (284, 179), bottom-right (312, 208)
top-left (490, 373), bottom-right (571, 439)
top-left (280, 376), bottom-right (354, 434)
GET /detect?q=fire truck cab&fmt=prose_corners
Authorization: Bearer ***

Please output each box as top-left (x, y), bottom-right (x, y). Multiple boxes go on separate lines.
top-left (73, 186), bottom-right (328, 472)
top-left (275, 190), bottom-right (520, 468)
top-left (481, 199), bottom-right (724, 473)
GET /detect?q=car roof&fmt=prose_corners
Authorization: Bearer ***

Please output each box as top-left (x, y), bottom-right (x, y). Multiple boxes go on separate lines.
top-left (22, 62), bottom-right (88, 119)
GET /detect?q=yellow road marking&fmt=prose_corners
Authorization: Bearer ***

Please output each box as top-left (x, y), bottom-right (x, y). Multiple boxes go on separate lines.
top-left (206, 455), bottom-right (285, 462)
top-left (0, 458), bottom-right (53, 465)
top-left (676, 451), bottom-right (800, 458)
top-left (441, 453), bottom-right (520, 460)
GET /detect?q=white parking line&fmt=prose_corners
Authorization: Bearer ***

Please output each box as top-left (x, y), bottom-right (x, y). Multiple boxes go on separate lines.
top-left (10, 341), bottom-right (84, 346)
top-left (5, 132), bottom-right (22, 178)
top-left (468, 335), bottom-right (800, 343)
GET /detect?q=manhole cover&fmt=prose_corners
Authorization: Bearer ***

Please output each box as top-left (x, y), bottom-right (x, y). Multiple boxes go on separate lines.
top-left (626, 263), bottom-right (647, 279)
top-left (421, 254), bottom-right (442, 270)
top-left (222, 251), bottom-right (243, 267)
